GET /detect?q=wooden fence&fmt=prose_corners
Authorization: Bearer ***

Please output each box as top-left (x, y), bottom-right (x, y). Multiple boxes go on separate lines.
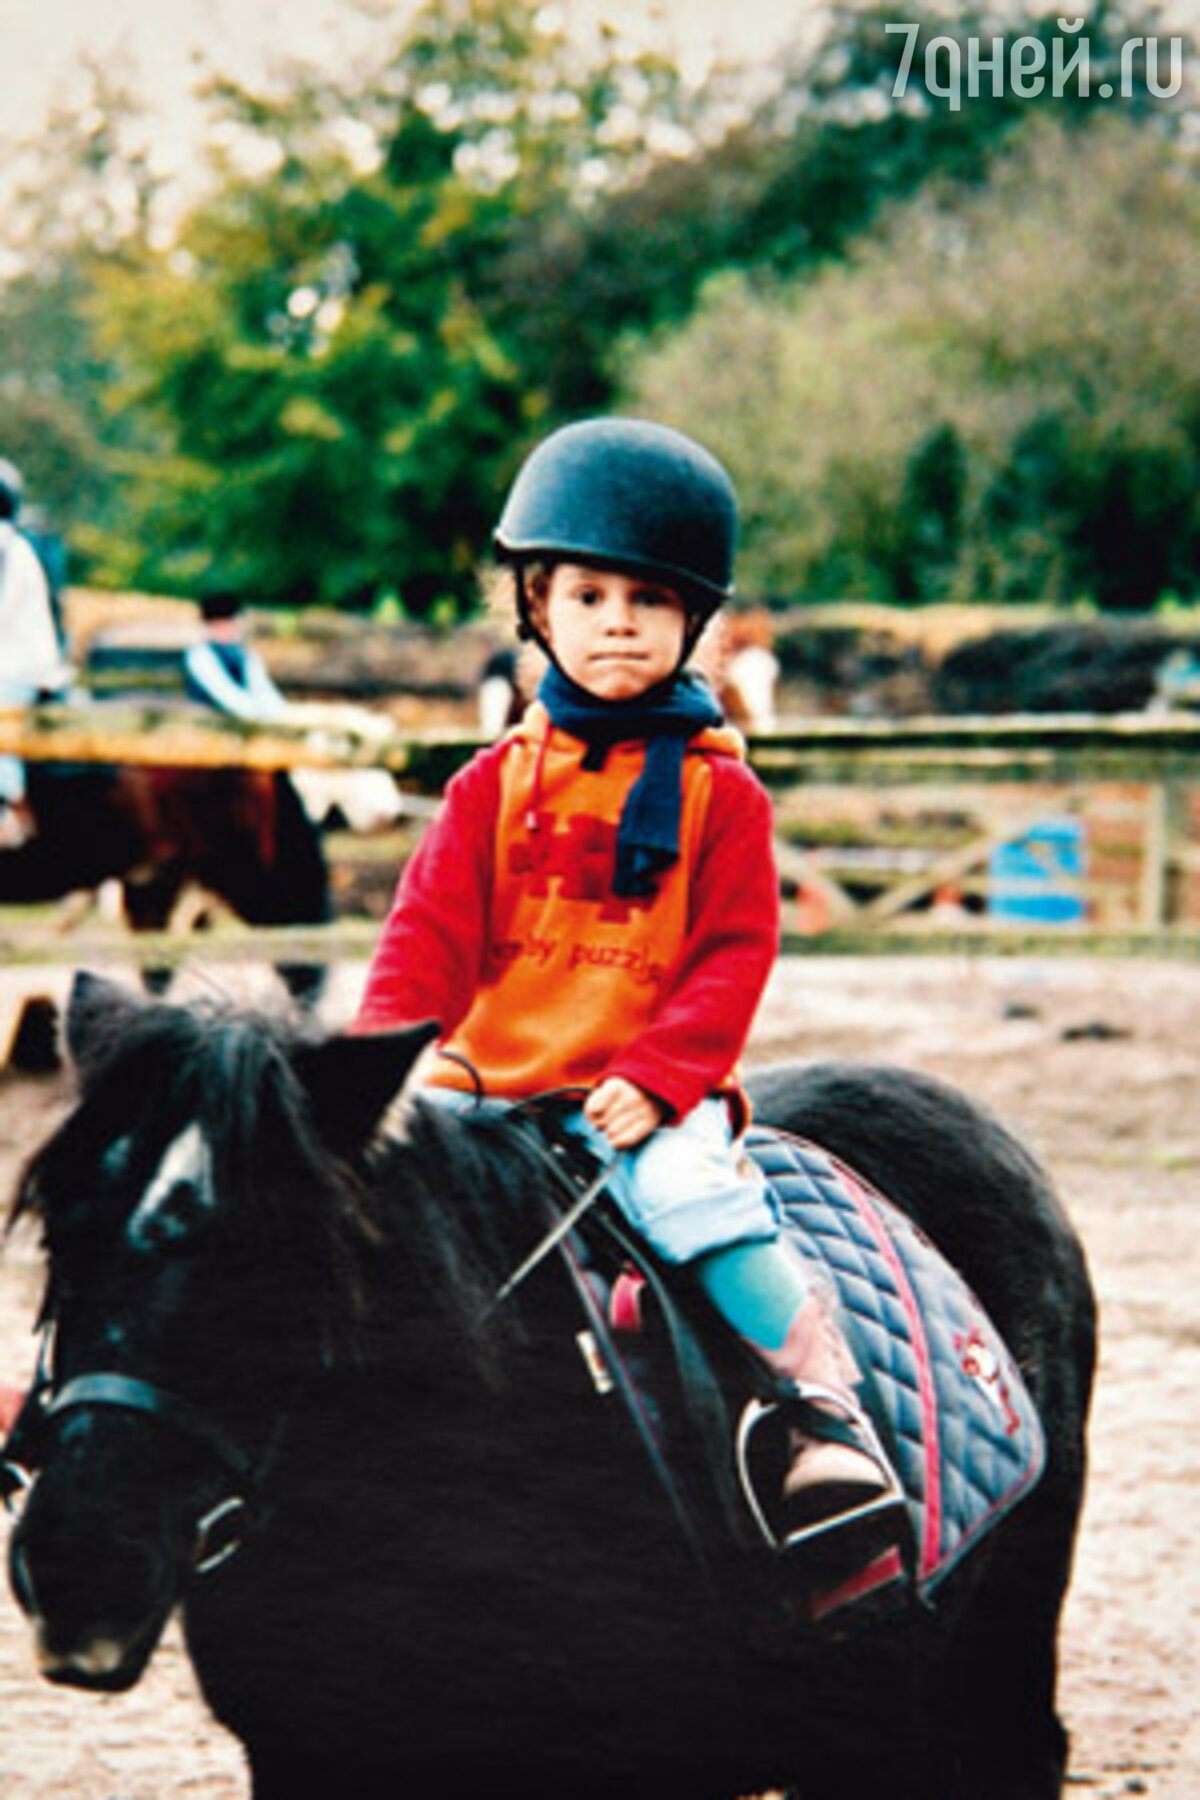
top-left (4, 704), bottom-right (1200, 963)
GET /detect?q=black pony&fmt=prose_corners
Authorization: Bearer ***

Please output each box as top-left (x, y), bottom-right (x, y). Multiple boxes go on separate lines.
top-left (0, 763), bottom-right (330, 1004)
top-left (2, 975), bottom-right (1095, 1800)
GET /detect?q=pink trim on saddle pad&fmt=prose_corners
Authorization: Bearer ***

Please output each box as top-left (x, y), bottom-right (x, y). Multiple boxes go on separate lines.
top-left (810, 1545), bottom-right (906, 1622)
top-left (824, 1158), bottom-right (944, 1585)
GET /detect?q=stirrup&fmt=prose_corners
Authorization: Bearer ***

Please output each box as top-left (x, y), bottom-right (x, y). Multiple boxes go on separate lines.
top-left (736, 1387), bottom-right (908, 1561)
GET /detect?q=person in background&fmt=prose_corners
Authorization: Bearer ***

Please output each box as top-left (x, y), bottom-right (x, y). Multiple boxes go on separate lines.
top-left (352, 417), bottom-right (904, 1557)
top-left (477, 644), bottom-right (523, 737)
top-left (720, 606), bottom-right (781, 733)
top-left (20, 501), bottom-right (70, 656)
top-left (0, 458), bottom-right (72, 848)
top-left (183, 587), bottom-right (408, 838)
top-left (183, 589), bottom-right (289, 723)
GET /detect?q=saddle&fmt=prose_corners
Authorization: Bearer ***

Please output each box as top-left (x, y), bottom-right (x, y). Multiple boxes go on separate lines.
top-left (538, 1121), bottom-right (1045, 1623)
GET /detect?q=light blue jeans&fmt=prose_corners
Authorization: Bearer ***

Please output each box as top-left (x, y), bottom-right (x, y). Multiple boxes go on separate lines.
top-left (559, 1096), bottom-right (781, 1264)
top-left (423, 1087), bottom-right (778, 1262)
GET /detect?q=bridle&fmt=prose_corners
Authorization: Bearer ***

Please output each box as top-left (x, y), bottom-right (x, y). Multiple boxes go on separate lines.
top-left (1, 1316), bottom-right (256, 1578)
top-left (0, 1082), bottom-right (701, 1589)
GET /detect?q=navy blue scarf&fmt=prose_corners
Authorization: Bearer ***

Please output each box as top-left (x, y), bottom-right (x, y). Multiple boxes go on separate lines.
top-left (538, 664), bottom-right (724, 897)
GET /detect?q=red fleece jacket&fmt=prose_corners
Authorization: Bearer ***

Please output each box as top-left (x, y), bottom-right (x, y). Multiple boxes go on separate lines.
top-left (353, 702), bottom-right (779, 1121)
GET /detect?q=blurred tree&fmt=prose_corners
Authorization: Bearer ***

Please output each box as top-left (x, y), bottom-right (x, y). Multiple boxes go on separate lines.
top-left (2, 0), bottom-right (1193, 613)
top-left (627, 118), bottom-right (1200, 611)
top-left (0, 62), bottom-right (168, 578)
top-left (482, 2), bottom-right (1195, 417)
top-left (84, 0), bottom-right (722, 612)
top-left (728, 1), bottom-right (1189, 277)
top-left (896, 425), bottom-right (969, 603)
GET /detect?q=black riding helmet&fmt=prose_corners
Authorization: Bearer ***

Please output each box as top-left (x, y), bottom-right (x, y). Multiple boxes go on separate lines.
top-left (493, 417), bottom-right (738, 660)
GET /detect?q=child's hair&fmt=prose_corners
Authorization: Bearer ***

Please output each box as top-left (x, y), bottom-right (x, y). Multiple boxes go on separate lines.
top-left (482, 561), bottom-right (553, 705)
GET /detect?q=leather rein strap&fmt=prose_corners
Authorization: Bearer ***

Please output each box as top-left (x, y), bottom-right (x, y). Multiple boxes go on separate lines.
top-left (493, 1117), bottom-right (749, 1561)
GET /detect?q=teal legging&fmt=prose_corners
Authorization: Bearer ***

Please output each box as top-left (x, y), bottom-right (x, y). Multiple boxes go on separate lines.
top-left (694, 1236), bottom-right (813, 1354)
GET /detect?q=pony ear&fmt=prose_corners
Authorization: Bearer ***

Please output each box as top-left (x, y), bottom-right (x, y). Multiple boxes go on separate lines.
top-left (294, 1022), bottom-right (441, 1151)
top-left (65, 971), bottom-right (145, 1074)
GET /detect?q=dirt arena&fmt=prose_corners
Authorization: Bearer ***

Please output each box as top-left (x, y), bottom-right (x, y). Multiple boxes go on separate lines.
top-left (1, 951), bottom-right (1197, 1799)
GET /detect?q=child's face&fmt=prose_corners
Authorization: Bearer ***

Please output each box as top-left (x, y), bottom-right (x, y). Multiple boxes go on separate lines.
top-left (539, 563), bottom-right (688, 701)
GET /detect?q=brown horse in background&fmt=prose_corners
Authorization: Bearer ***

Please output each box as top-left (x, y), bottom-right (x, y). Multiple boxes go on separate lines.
top-left (0, 761), bottom-right (331, 1006)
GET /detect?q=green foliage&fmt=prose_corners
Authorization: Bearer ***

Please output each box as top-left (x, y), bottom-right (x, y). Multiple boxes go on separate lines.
top-left (0, 64), bottom-right (167, 575)
top-left (478, 3), bottom-right (1189, 420)
top-left (729, 2), bottom-right (1187, 278)
top-left (2, 0), bottom-right (1196, 615)
top-left (73, 0), bottom-right (717, 612)
top-left (626, 117), bottom-right (1200, 611)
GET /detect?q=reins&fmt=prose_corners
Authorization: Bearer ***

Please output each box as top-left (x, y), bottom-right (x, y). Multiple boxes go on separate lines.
top-left (478, 1088), bottom-right (751, 1570)
top-left (432, 1077), bottom-right (616, 1312)
top-left (492, 1113), bottom-right (719, 1568)
top-left (478, 1089), bottom-right (757, 1733)
top-left (490, 1155), bottom-right (613, 1307)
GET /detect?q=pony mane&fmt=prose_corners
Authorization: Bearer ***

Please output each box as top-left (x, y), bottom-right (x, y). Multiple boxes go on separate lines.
top-left (8, 996), bottom-right (574, 1380)
top-left (376, 1097), bottom-right (567, 1377)
top-left (10, 998), bottom-right (376, 1342)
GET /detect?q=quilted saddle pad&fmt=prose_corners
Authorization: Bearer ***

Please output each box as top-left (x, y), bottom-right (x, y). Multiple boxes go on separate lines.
top-left (745, 1126), bottom-right (1046, 1600)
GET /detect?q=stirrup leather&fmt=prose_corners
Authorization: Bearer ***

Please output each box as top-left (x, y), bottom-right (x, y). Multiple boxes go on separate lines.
top-left (735, 1384), bottom-right (907, 1557)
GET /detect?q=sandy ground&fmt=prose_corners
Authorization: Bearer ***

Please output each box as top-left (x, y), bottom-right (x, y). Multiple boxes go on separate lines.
top-left (0, 950), bottom-right (1198, 1799)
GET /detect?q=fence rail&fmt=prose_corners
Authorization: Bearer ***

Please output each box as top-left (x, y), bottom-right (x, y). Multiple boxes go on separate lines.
top-left (6, 703), bottom-right (1200, 781)
top-left (3, 913), bottom-right (1196, 970)
top-left (4, 704), bottom-right (1200, 959)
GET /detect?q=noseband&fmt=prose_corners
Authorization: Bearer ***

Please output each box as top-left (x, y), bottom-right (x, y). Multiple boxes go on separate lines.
top-left (1, 1323), bottom-right (255, 1578)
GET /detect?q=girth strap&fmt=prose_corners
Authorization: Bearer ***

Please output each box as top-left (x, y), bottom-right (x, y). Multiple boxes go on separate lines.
top-left (501, 1119), bottom-right (749, 1559)
top-left (589, 1205), bottom-right (751, 1548)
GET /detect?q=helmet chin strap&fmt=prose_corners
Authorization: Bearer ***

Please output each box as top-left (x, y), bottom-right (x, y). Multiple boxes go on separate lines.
top-left (513, 563), bottom-right (543, 650)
